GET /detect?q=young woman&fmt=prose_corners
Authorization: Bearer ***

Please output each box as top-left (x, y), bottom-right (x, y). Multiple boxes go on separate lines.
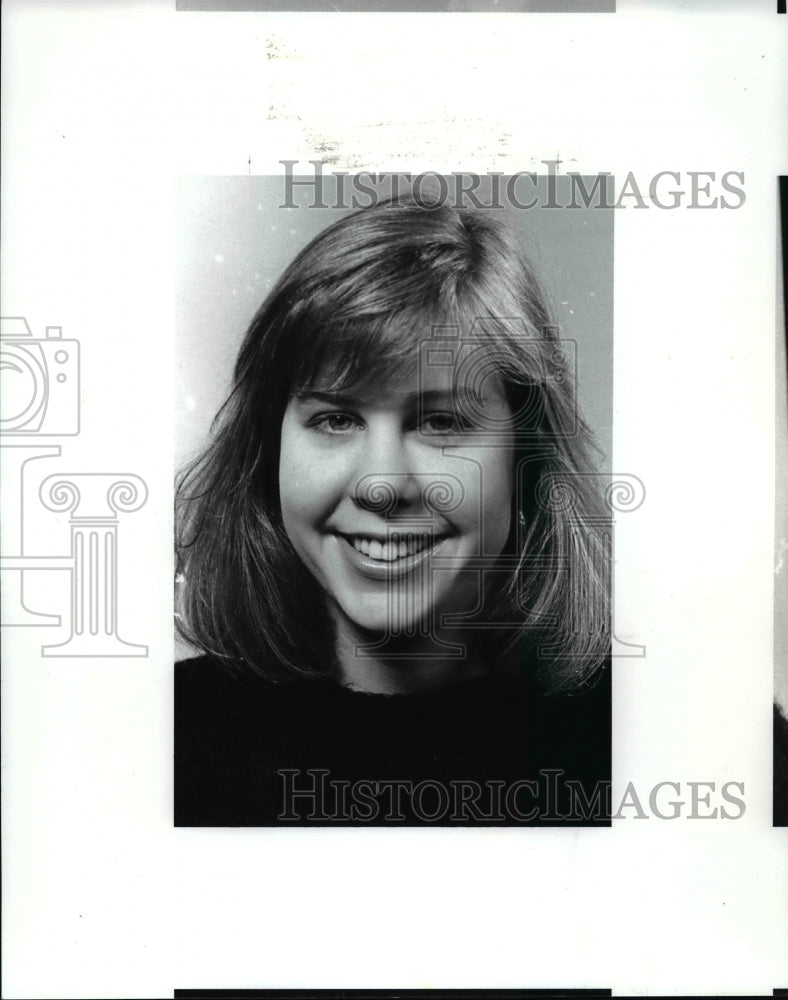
top-left (175, 191), bottom-right (611, 826)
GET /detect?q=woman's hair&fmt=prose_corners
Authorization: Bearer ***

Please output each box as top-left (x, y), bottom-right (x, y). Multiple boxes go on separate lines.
top-left (176, 191), bottom-right (610, 693)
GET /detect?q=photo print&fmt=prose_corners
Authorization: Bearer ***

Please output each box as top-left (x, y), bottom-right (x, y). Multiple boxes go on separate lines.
top-left (174, 171), bottom-right (616, 826)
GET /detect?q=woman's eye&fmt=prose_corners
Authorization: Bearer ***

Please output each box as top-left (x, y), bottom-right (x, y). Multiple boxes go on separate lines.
top-left (421, 412), bottom-right (469, 435)
top-left (421, 413), bottom-right (468, 434)
top-left (311, 412), bottom-right (359, 434)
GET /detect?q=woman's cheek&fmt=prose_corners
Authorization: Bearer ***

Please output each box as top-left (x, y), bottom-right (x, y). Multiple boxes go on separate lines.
top-left (280, 437), bottom-right (350, 533)
top-left (478, 447), bottom-right (515, 555)
top-left (442, 446), bottom-right (513, 555)
top-left (280, 420), bottom-right (323, 532)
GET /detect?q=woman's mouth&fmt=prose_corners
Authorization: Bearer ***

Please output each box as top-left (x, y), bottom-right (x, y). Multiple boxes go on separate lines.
top-left (340, 532), bottom-right (448, 564)
top-left (329, 529), bottom-right (455, 583)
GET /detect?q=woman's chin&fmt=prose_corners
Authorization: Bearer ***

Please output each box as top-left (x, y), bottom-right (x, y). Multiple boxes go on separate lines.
top-left (332, 595), bottom-right (436, 642)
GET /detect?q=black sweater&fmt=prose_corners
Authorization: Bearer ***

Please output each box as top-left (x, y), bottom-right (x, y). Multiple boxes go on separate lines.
top-left (175, 654), bottom-right (611, 827)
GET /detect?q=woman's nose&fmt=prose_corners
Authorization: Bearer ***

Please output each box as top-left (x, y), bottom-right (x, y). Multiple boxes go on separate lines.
top-left (351, 428), bottom-right (421, 514)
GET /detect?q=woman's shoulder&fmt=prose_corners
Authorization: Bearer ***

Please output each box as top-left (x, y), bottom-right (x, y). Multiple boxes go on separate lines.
top-left (175, 651), bottom-right (242, 691)
top-left (175, 652), bottom-right (236, 681)
top-left (174, 652), bottom-right (279, 715)
top-left (174, 652), bottom-right (333, 716)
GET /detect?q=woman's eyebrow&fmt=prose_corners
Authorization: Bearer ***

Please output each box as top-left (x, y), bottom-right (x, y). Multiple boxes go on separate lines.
top-left (292, 389), bottom-right (357, 406)
top-left (293, 387), bottom-right (485, 406)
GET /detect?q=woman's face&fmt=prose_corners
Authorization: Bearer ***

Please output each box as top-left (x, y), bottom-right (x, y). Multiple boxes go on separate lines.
top-left (279, 347), bottom-right (515, 641)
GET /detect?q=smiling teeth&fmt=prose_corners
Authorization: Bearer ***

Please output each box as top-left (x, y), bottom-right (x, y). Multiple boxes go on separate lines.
top-left (352, 534), bottom-right (438, 562)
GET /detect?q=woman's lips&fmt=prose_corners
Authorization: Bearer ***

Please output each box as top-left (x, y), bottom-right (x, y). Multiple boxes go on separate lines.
top-left (350, 532), bottom-right (439, 562)
top-left (332, 531), bottom-right (451, 580)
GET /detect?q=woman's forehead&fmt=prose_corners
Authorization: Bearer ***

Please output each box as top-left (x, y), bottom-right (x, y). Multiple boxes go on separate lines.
top-left (302, 347), bottom-right (507, 405)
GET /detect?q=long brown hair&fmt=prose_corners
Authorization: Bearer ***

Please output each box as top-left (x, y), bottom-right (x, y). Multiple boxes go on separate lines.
top-left (176, 192), bottom-right (610, 691)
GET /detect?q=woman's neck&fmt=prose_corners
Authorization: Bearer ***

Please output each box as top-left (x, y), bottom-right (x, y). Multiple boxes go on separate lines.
top-left (332, 618), bottom-right (488, 695)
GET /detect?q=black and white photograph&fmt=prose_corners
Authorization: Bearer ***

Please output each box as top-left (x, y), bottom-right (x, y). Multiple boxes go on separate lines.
top-left (2, 0), bottom-right (787, 996)
top-left (174, 174), bottom-right (613, 826)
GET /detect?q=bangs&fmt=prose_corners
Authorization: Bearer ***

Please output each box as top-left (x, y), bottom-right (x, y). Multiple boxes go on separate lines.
top-left (261, 198), bottom-right (555, 402)
top-left (288, 298), bottom-right (466, 394)
top-left (282, 285), bottom-right (543, 401)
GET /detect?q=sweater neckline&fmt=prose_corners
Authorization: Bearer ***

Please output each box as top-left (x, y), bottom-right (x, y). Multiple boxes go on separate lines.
top-left (286, 668), bottom-right (532, 704)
